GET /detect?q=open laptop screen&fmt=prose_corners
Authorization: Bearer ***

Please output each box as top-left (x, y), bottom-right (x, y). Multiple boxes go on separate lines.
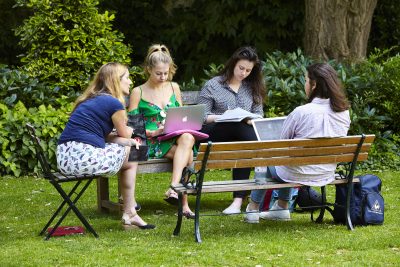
top-left (251, 117), bottom-right (287, 141)
top-left (162, 104), bottom-right (206, 134)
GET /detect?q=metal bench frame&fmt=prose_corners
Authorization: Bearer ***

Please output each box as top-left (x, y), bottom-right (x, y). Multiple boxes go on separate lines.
top-left (171, 134), bottom-right (375, 242)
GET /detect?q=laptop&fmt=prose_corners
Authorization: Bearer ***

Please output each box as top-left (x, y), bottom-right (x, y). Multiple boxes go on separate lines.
top-left (251, 116), bottom-right (287, 141)
top-left (160, 104), bottom-right (206, 135)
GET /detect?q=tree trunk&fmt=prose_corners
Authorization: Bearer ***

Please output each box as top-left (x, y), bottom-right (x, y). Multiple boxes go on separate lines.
top-left (304, 0), bottom-right (378, 62)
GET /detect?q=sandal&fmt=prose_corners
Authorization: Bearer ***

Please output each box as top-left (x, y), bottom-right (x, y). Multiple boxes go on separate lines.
top-left (121, 213), bottom-right (156, 230)
top-left (164, 190), bottom-right (179, 206)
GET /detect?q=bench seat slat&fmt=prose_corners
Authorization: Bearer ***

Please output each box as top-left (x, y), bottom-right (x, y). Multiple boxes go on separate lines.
top-left (137, 158), bottom-right (173, 174)
top-left (194, 153), bottom-right (369, 171)
top-left (196, 144), bottom-right (371, 161)
top-left (197, 135), bottom-right (375, 152)
top-left (172, 178), bottom-right (360, 194)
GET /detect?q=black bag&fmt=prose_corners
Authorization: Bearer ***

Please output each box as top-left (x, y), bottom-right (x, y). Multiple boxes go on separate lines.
top-left (333, 174), bottom-right (384, 225)
top-left (127, 113), bottom-right (149, 161)
top-left (295, 186), bottom-right (324, 212)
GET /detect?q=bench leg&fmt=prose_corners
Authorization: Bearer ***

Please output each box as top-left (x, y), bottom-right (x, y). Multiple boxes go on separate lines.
top-left (194, 192), bottom-right (202, 243)
top-left (173, 192), bottom-right (183, 236)
top-left (315, 186), bottom-right (327, 223)
top-left (346, 183), bottom-right (355, 230)
top-left (96, 176), bottom-right (109, 213)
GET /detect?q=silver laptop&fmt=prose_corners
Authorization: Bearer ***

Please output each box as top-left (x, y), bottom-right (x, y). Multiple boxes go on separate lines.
top-left (161, 104), bottom-right (206, 134)
top-left (251, 117), bottom-right (287, 141)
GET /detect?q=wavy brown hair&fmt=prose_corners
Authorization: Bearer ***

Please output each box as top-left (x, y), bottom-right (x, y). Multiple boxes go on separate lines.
top-left (306, 63), bottom-right (350, 112)
top-left (73, 62), bottom-right (128, 111)
top-left (219, 46), bottom-right (266, 104)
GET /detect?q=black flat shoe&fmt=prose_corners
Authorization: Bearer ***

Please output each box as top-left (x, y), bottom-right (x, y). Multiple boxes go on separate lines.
top-left (164, 196), bottom-right (179, 206)
top-left (183, 211), bottom-right (195, 219)
top-left (137, 223), bottom-right (156, 230)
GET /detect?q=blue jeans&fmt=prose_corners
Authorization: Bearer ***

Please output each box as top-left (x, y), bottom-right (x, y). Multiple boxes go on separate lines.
top-left (250, 166), bottom-right (293, 204)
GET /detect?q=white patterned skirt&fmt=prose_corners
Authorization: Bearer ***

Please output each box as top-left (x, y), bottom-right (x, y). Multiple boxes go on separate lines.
top-left (57, 141), bottom-right (127, 176)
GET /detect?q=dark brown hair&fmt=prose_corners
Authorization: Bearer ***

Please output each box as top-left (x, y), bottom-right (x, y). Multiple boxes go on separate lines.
top-left (306, 63), bottom-right (350, 112)
top-left (220, 46), bottom-right (266, 104)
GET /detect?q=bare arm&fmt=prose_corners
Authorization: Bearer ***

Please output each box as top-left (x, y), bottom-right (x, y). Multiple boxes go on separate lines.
top-left (173, 82), bottom-right (183, 106)
top-left (109, 109), bottom-right (140, 148)
top-left (128, 86), bottom-right (141, 111)
top-left (112, 110), bottom-right (132, 138)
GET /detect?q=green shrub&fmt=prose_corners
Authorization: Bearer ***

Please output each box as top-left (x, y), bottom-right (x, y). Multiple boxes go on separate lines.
top-left (0, 64), bottom-right (75, 108)
top-left (14, 0), bottom-right (132, 96)
top-left (263, 49), bottom-right (312, 116)
top-left (0, 101), bottom-right (72, 176)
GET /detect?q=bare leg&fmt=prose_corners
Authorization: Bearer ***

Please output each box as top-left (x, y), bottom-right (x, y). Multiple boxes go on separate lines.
top-left (119, 146), bottom-right (148, 226)
top-left (164, 133), bottom-right (195, 214)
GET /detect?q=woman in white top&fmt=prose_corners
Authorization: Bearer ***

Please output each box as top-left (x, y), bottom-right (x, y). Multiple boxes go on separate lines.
top-left (245, 62), bottom-right (351, 223)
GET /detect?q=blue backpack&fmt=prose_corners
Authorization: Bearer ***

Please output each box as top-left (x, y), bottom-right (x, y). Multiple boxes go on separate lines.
top-left (333, 174), bottom-right (384, 225)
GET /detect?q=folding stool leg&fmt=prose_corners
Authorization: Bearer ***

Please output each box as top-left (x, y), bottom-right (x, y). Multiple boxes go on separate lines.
top-left (45, 179), bottom-right (98, 240)
top-left (40, 181), bottom-right (82, 236)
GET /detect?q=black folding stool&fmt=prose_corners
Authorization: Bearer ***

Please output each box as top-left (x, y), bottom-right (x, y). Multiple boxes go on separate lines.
top-left (26, 123), bottom-right (104, 240)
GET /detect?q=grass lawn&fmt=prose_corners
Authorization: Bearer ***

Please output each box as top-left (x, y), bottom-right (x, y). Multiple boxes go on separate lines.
top-left (0, 170), bottom-right (399, 266)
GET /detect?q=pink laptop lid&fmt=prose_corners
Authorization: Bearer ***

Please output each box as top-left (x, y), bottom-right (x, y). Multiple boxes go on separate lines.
top-left (162, 104), bottom-right (206, 134)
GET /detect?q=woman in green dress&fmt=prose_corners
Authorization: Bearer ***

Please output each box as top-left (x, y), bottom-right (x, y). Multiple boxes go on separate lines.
top-left (129, 44), bottom-right (195, 219)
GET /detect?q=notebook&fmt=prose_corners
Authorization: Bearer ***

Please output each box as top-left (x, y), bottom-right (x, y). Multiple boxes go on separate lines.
top-left (251, 116), bottom-right (287, 141)
top-left (160, 104), bottom-right (206, 135)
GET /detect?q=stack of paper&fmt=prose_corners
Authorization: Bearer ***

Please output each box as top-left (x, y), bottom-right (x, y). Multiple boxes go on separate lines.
top-left (215, 108), bottom-right (262, 122)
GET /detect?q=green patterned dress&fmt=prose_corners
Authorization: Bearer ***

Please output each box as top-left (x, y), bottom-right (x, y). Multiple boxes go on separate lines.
top-left (128, 89), bottom-right (180, 158)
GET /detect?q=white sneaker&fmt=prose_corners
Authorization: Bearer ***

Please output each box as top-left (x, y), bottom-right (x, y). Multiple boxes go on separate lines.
top-left (259, 201), bottom-right (291, 221)
top-left (244, 204), bottom-right (259, 224)
top-left (222, 204), bottom-right (241, 215)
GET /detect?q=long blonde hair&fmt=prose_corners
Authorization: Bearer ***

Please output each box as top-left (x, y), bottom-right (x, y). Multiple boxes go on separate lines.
top-left (74, 62), bottom-right (128, 110)
top-left (144, 44), bottom-right (177, 81)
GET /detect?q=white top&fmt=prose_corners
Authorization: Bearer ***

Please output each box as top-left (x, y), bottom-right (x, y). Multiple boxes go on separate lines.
top-left (275, 97), bottom-right (351, 186)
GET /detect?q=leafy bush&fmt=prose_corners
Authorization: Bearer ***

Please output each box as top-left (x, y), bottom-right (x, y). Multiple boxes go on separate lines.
top-left (263, 49), bottom-right (313, 116)
top-left (100, 0), bottom-right (304, 81)
top-left (0, 64), bottom-right (76, 108)
top-left (14, 0), bottom-right (132, 96)
top-left (0, 101), bottom-right (72, 176)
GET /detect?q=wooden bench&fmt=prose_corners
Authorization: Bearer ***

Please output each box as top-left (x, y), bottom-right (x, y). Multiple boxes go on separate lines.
top-left (171, 134), bottom-right (375, 243)
top-left (96, 90), bottom-right (200, 213)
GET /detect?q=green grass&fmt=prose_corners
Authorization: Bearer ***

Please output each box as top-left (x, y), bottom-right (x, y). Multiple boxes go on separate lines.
top-left (1, 170), bottom-right (399, 266)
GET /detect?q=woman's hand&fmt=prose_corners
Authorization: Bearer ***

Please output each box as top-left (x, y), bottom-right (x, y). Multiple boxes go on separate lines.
top-left (129, 138), bottom-right (141, 149)
top-left (205, 114), bottom-right (221, 123)
top-left (146, 125), bottom-right (165, 137)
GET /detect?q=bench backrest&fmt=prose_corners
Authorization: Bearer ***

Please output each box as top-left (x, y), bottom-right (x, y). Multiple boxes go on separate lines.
top-left (181, 90), bottom-right (200, 105)
top-left (195, 135), bottom-right (375, 171)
